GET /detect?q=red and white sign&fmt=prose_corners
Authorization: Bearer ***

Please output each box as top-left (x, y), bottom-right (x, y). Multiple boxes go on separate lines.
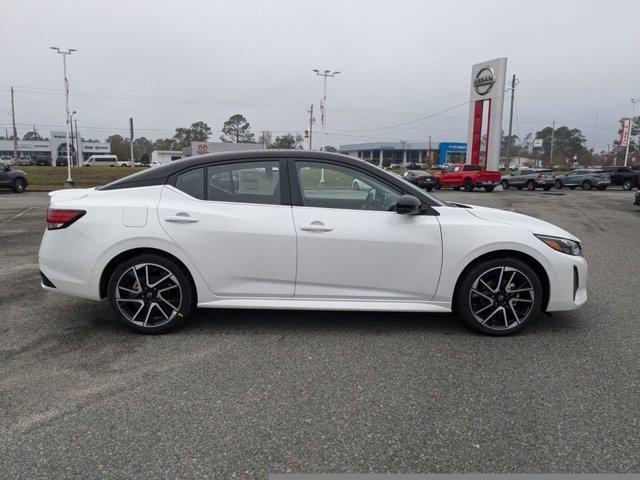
top-left (620, 119), bottom-right (632, 147)
top-left (304, 129), bottom-right (310, 139)
top-left (197, 143), bottom-right (209, 155)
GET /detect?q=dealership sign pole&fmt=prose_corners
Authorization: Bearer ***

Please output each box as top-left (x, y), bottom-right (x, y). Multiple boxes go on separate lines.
top-left (620, 118), bottom-right (631, 166)
top-left (50, 47), bottom-right (76, 186)
top-left (465, 58), bottom-right (507, 171)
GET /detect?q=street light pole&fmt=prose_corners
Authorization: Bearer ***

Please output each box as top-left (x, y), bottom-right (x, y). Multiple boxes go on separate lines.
top-left (313, 69), bottom-right (340, 152)
top-left (624, 98), bottom-right (639, 167)
top-left (50, 46), bottom-right (76, 186)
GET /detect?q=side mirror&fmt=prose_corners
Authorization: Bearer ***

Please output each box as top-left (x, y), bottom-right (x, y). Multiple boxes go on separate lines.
top-left (396, 194), bottom-right (421, 215)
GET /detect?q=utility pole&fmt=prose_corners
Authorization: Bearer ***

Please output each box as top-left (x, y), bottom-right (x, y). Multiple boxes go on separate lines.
top-left (549, 120), bottom-right (556, 167)
top-left (50, 46), bottom-right (76, 187)
top-left (505, 74), bottom-right (516, 171)
top-left (10, 87), bottom-right (18, 162)
top-left (129, 117), bottom-right (135, 167)
top-left (308, 104), bottom-right (314, 150)
top-left (624, 98), bottom-right (639, 167)
top-left (313, 69), bottom-right (340, 152)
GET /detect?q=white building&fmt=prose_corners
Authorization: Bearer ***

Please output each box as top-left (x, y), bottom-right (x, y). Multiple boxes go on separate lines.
top-left (0, 131), bottom-right (110, 164)
top-left (151, 150), bottom-right (182, 165)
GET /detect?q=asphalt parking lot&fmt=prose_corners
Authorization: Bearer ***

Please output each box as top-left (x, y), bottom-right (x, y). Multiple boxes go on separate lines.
top-left (1, 188), bottom-right (639, 478)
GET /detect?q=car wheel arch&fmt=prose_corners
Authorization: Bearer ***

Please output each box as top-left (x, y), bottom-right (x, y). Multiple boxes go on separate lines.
top-left (451, 249), bottom-right (550, 313)
top-left (99, 247), bottom-right (198, 302)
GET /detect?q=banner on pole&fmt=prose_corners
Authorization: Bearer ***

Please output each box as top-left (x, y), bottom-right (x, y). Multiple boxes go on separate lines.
top-left (620, 118), bottom-right (631, 146)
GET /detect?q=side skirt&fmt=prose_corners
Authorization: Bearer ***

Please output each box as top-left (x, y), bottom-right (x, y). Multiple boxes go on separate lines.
top-left (197, 298), bottom-right (452, 313)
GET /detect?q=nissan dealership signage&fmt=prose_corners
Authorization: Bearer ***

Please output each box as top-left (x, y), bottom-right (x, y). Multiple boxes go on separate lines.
top-left (466, 57), bottom-right (507, 171)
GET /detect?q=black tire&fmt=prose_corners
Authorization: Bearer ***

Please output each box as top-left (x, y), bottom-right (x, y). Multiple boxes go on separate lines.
top-left (463, 180), bottom-right (474, 192)
top-left (555, 179), bottom-right (563, 189)
top-left (12, 178), bottom-right (26, 193)
top-left (434, 181), bottom-right (442, 191)
top-left (500, 180), bottom-right (509, 190)
top-left (107, 254), bottom-right (195, 334)
top-left (582, 180), bottom-right (592, 190)
top-left (454, 257), bottom-right (543, 336)
top-left (453, 186), bottom-right (461, 191)
top-left (543, 185), bottom-right (552, 191)
top-left (622, 180), bottom-right (633, 191)
top-left (484, 186), bottom-right (495, 192)
top-left (425, 186), bottom-right (433, 192)
top-left (526, 180), bottom-right (536, 191)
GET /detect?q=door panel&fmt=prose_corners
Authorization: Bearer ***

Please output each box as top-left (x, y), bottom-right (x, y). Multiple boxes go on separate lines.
top-left (292, 207), bottom-right (442, 300)
top-left (158, 186), bottom-right (296, 297)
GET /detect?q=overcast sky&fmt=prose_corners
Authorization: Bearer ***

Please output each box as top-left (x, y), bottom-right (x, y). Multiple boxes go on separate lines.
top-left (1, 0), bottom-right (638, 150)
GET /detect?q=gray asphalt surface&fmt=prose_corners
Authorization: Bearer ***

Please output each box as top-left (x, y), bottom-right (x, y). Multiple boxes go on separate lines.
top-left (1, 188), bottom-right (639, 478)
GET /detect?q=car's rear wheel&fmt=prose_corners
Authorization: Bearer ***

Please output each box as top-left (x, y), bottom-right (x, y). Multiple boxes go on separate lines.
top-left (622, 180), bottom-right (633, 191)
top-left (500, 179), bottom-right (509, 190)
top-left (555, 179), bottom-right (563, 189)
top-left (434, 181), bottom-right (442, 190)
top-left (463, 180), bottom-right (474, 192)
top-left (455, 257), bottom-right (543, 335)
top-left (12, 178), bottom-right (26, 193)
top-left (107, 254), bottom-right (194, 334)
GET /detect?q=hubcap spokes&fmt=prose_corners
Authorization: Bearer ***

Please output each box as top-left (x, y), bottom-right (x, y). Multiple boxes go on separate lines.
top-left (115, 263), bottom-right (182, 327)
top-left (469, 266), bottom-right (535, 330)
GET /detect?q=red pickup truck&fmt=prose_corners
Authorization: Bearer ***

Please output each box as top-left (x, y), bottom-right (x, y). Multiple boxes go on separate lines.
top-left (434, 164), bottom-right (502, 192)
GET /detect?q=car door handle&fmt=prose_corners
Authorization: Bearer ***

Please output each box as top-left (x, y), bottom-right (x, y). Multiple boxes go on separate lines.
top-left (165, 214), bottom-right (199, 223)
top-left (300, 222), bottom-right (333, 232)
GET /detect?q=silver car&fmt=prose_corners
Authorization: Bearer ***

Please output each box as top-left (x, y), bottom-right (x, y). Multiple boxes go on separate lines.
top-left (554, 169), bottom-right (611, 190)
top-left (501, 168), bottom-right (554, 191)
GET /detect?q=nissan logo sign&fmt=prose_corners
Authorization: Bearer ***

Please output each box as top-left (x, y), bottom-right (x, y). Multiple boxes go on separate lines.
top-left (474, 67), bottom-right (495, 96)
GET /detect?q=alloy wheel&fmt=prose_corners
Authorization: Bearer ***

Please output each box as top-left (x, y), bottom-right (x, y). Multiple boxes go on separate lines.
top-left (468, 266), bottom-right (535, 331)
top-left (114, 263), bottom-right (182, 328)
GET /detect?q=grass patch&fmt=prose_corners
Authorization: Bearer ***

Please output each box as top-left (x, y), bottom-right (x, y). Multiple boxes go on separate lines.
top-left (20, 166), bottom-right (147, 190)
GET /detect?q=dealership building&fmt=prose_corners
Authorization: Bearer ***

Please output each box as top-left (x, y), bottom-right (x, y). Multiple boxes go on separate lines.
top-left (339, 141), bottom-right (467, 166)
top-left (0, 131), bottom-right (110, 164)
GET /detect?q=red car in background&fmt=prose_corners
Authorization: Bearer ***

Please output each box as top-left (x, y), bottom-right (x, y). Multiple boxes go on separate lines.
top-left (434, 164), bottom-right (502, 192)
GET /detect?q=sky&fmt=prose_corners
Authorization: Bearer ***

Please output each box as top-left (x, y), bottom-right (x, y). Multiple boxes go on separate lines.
top-left (1, 0), bottom-right (638, 151)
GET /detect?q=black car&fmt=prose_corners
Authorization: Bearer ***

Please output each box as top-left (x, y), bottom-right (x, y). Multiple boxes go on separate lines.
top-left (36, 158), bottom-right (52, 166)
top-left (0, 164), bottom-right (28, 193)
top-left (601, 166), bottom-right (640, 190)
top-left (56, 156), bottom-right (70, 167)
top-left (402, 170), bottom-right (437, 191)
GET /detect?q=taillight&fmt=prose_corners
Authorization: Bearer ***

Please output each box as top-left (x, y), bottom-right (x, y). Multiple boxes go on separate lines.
top-left (46, 209), bottom-right (86, 230)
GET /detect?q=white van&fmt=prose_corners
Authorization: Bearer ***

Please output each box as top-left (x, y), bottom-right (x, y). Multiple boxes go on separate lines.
top-left (83, 155), bottom-right (129, 167)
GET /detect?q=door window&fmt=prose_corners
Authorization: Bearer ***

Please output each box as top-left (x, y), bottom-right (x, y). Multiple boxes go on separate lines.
top-left (207, 161), bottom-right (281, 205)
top-left (295, 161), bottom-right (400, 212)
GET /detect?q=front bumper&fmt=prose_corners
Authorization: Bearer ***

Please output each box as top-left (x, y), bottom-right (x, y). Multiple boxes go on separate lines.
top-left (545, 253), bottom-right (588, 312)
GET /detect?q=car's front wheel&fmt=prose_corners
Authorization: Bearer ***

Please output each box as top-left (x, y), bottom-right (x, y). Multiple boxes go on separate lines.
top-left (622, 180), bottom-right (633, 191)
top-left (454, 257), bottom-right (543, 335)
top-left (107, 254), bottom-right (195, 334)
top-left (12, 178), bottom-right (26, 193)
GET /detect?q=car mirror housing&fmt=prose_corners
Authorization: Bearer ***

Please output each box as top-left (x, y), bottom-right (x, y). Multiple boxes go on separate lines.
top-left (396, 194), bottom-right (421, 215)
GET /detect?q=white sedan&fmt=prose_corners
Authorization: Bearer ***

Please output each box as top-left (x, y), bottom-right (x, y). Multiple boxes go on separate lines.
top-left (39, 151), bottom-right (587, 335)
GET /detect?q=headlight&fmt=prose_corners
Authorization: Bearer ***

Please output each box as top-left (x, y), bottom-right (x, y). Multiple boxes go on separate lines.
top-left (535, 234), bottom-right (583, 256)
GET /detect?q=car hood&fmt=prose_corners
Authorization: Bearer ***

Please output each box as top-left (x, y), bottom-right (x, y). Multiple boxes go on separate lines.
top-left (464, 204), bottom-right (580, 242)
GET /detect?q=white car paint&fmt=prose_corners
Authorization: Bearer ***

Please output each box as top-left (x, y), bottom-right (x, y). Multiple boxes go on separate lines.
top-left (39, 164), bottom-right (587, 319)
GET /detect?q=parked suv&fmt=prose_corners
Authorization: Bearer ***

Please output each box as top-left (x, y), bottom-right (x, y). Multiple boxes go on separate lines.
top-left (17, 155), bottom-right (34, 166)
top-left (501, 168), bottom-right (554, 191)
top-left (554, 169), bottom-right (611, 190)
top-left (600, 166), bottom-right (640, 191)
top-left (0, 164), bottom-right (28, 193)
